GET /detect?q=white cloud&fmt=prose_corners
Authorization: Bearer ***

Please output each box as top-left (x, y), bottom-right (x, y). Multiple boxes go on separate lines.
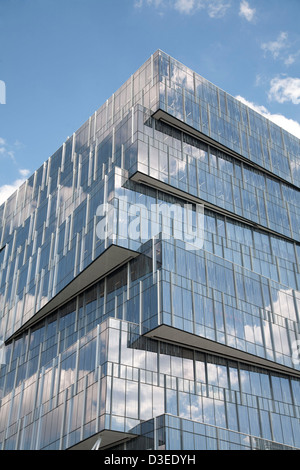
top-left (0, 137), bottom-right (16, 163)
top-left (0, 138), bottom-right (29, 205)
top-left (135, 0), bottom-right (165, 7)
top-left (134, 0), bottom-right (231, 17)
top-left (261, 32), bottom-right (300, 67)
top-left (255, 73), bottom-right (267, 87)
top-left (284, 49), bottom-right (300, 66)
top-left (207, 0), bottom-right (231, 18)
top-left (0, 169), bottom-right (31, 206)
top-left (19, 168), bottom-right (30, 178)
top-left (235, 95), bottom-right (300, 139)
top-left (261, 32), bottom-right (288, 59)
top-left (239, 0), bottom-right (255, 22)
top-left (174, 0), bottom-right (196, 14)
top-left (268, 76), bottom-right (300, 105)
top-left (147, 0), bottom-right (165, 6)
top-left (235, 96), bottom-right (268, 115)
top-left (0, 180), bottom-right (24, 206)
top-left (284, 54), bottom-right (296, 66)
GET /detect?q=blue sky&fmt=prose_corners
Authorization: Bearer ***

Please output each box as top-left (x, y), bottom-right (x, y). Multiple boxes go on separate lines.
top-left (0, 0), bottom-right (300, 204)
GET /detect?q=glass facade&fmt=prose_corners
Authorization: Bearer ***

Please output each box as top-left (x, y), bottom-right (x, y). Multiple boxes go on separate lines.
top-left (0, 50), bottom-right (299, 450)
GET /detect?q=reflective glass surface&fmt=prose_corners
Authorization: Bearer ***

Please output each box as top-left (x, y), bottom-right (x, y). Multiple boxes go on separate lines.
top-left (1, 318), bottom-right (300, 449)
top-left (0, 50), bottom-right (299, 450)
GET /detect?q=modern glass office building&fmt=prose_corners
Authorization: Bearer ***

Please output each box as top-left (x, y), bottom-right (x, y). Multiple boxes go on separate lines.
top-left (0, 50), bottom-right (300, 450)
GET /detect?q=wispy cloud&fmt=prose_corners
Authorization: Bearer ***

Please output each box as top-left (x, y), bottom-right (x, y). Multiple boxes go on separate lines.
top-left (268, 76), bottom-right (300, 105)
top-left (18, 168), bottom-right (30, 178)
top-left (239, 0), bottom-right (255, 22)
top-left (235, 95), bottom-right (300, 139)
top-left (0, 168), bottom-right (31, 206)
top-left (0, 137), bottom-right (30, 206)
top-left (0, 137), bottom-right (16, 163)
top-left (134, 0), bottom-right (231, 17)
top-left (207, 0), bottom-right (231, 18)
top-left (174, 0), bottom-right (197, 14)
top-left (284, 55), bottom-right (295, 66)
top-left (134, 0), bottom-right (168, 9)
top-left (261, 31), bottom-right (300, 68)
top-left (282, 49), bottom-right (300, 66)
top-left (261, 31), bottom-right (288, 59)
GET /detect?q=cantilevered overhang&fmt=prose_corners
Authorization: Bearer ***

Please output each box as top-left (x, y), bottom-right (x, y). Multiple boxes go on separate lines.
top-left (145, 324), bottom-right (300, 379)
top-left (68, 429), bottom-right (136, 451)
top-left (7, 244), bottom-right (139, 343)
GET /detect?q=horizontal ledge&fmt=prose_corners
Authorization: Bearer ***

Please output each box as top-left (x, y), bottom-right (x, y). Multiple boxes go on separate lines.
top-left (7, 244), bottom-right (139, 343)
top-left (145, 324), bottom-right (300, 379)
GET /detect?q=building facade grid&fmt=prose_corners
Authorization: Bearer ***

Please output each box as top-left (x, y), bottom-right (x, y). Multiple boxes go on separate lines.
top-left (0, 50), bottom-right (299, 450)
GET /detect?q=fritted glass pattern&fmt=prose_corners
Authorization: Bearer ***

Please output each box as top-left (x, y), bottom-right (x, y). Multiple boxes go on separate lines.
top-left (0, 50), bottom-right (299, 450)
